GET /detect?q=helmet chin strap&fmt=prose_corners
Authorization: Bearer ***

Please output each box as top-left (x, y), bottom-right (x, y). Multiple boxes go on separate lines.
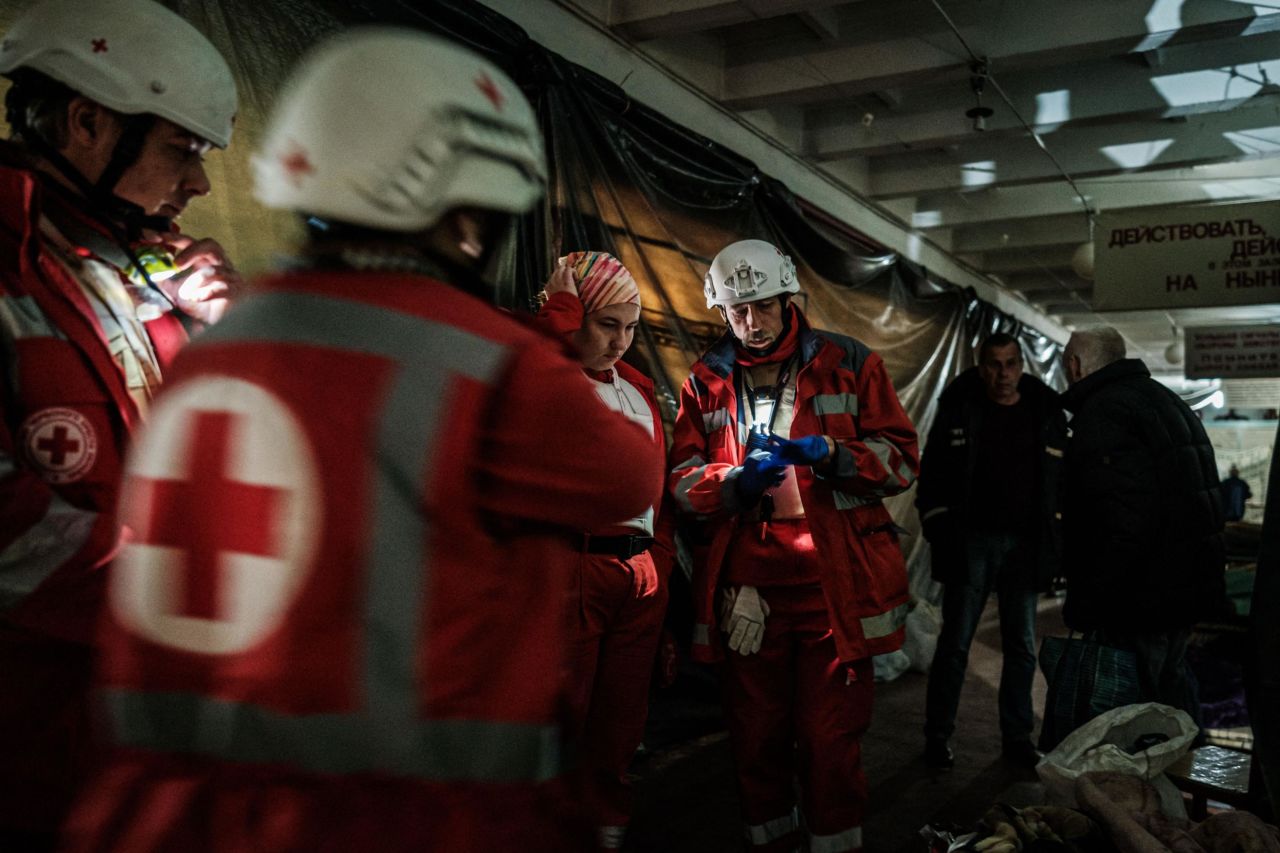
top-left (7, 102), bottom-right (176, 303)
top-left (91, 113), bottom-right (174, 237)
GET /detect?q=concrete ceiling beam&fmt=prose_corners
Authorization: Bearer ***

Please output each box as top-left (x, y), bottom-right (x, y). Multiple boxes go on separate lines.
top-left (721, 0), bottom-right (1280, 108)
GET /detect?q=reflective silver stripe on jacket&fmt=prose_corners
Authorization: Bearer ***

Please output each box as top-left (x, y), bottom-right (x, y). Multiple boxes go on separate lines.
top-left (599, 825), bottom-right (627, 850)
top-left (107, 292), bottom-right (560, 782)
top-left (861, 602), bottom-right (909, 640)
top-left (692, 623), bottom-right (711, 646)
top-left (810, 825), bottom-right (863, 853)
top-left (0, 490), bottom-right (96, 608)
top-left (864, 437), bottom-right (916, 489)
top-left (672, 454), bottom-right (706, 474)
top-left (832, 490), bottom-right (876, 511)
top-left (0, 294), bottom-right (64, 340)
top-left (746, 809), bottom-right (799, 846)
top-left (672, 455), bottom-right (711, 514)
top-left (812, 392), bottom-right (857, 418)
top-left (702, 407), bottom-right (733, 433)
top-left (672, 468), bottom-right (706, 514)
top-left (104, 689), bottom-right (558, 782)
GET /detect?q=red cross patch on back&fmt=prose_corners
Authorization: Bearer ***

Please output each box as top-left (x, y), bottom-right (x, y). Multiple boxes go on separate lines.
top-left (114, 377), bottom-right (322, 656)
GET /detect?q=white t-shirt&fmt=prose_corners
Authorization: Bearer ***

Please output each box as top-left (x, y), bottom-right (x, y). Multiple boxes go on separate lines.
top-left (591, 372), bottom-right (656, 534)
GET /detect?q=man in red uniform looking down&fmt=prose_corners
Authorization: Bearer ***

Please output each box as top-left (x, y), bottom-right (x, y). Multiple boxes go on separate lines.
top-left (0, 0), bottom-right (240, 845)
top-left (538, 250), bottom-right (675, 851)
top-left (64, 29), bottom-right (664, 853)
top-left (669, 238), bottom-right (918, 853)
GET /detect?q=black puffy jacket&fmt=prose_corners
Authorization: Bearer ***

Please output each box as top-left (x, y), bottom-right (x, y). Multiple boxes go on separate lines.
top-left (915, 368), bottom-right (1067, 589)
top-left (1061, 358), bottom-right (1226, 632)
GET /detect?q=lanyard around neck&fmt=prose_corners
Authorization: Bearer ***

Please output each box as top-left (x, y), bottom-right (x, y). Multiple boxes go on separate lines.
top-left (741, 354), bottom-right (796, 436)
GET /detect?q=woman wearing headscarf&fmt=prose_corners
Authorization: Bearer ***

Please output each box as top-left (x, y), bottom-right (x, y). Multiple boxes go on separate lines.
top-left (539, 251), bottom-right (674, 852)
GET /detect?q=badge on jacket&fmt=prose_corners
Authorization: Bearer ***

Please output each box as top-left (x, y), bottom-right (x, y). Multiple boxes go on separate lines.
top-left (20, 407), bottom-right (99, 484)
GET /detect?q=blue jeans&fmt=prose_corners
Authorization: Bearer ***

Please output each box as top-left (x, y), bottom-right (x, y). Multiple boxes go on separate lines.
top-left (925, 531), bottom-right (1038, 744)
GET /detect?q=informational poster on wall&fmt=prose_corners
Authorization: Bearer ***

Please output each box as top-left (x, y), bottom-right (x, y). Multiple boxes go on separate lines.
top-left (1094, 200), bottom-right (1280, 311)
top-left (1186, 324), bottom-right (1280, 379)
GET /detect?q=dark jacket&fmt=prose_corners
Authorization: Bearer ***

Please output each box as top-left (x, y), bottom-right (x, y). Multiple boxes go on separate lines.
top-left (915, 367), bottom-right (1067, 589)
top-left (1061, 358), bottom-right (1226, 632)
top-left (1250, 424), bottom-right (1280, 817)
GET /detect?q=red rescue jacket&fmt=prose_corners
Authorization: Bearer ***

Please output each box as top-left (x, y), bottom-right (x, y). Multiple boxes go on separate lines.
top-left (70, 270), bottom-right (664, 852)
top-left (535, 290), bottom-right (676, 578)
top-left (669, 309), bottom-right (918, 663)
top-left (0, 149), bottom-right (187, 644)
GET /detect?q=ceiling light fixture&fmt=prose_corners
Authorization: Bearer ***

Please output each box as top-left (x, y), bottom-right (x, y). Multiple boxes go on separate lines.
top-left (1164, 314), bottom-right (1184, 364)
top-left (1071, 242), bottom-right (1095, 280)
top-left (929, 0), bottom-right (1093, 232)
top-left (1071, 210), bottom-right (1097, 280)
top-left (965, 60), bottom-right (994, 131)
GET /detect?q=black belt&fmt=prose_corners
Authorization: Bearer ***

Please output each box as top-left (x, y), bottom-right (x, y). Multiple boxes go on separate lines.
top-left (585, 534), bottom-right (654, 559)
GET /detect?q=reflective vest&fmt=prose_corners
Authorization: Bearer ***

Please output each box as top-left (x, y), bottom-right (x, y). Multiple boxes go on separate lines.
top-left (669, 312), bottom-right (919, 663)
top-left (85, 270), bottom-right (663, 849)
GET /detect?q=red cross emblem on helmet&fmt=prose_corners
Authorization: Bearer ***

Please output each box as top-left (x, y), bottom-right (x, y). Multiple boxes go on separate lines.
top-left (475, 72), bottom-right (504, 110)
top-left (281, 143), bottom-right (316, 188)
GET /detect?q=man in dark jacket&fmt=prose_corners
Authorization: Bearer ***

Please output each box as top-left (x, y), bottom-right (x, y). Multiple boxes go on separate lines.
top-left (917, 333), bottom-right (1067, 769)
top-left (1060, 327), bottom-right (1225, 722)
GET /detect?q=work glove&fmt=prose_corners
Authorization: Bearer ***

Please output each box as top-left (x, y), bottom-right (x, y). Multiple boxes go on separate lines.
top-left (720, 585), bottom-right (770, 655)
top-left (770, 434), bottom-right (832, 466)
top-left (737, 450), bottom-right (787, 501)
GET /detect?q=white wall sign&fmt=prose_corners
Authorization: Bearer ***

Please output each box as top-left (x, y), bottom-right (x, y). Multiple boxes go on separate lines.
top-left (1094, 200), bottom-right (1280, 311)
top-left (1186, 324), bottom-right (1280, 379)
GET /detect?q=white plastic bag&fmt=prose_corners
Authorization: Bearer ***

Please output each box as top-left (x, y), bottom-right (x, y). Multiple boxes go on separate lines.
top-left (1036, 702), bottom-right (1197, 818)
top-left (902, 600), bottom-right (941, 673)
top-left (873, 649), bottom-right (911, 682)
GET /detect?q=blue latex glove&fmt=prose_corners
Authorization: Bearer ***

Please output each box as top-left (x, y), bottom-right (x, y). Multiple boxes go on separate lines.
top-left (770, 434), bottom-right (831, 466)
top-left (737, 450), bottom-right (787, 499)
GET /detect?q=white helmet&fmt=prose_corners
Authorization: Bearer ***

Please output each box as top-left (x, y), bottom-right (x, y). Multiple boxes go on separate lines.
top-left (0, 0), bottom-right (237, 148)
top-left (253, 28), bottom-right (547, 233)
top-left (704, 239), bottom-right (800, 309)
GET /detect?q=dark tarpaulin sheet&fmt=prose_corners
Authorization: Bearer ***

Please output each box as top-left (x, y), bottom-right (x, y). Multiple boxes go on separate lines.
top-left (149, 0), bottom-right (1066, 596)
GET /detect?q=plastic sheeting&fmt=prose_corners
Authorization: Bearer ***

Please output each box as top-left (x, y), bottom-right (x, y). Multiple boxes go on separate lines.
top-left (0, 0), bottom-right (1065, 596)
top-left (375, 0), bottom-right (1066, 595)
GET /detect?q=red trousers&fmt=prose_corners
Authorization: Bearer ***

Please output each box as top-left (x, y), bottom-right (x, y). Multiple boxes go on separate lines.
top-left (566, 550), bottom-right (667, 850)
top-left (721, 582), bottom-right (873, 853)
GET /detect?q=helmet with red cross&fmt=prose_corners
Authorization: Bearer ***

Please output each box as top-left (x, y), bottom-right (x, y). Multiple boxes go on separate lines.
top-left (0, 0), bottom-right (237, 149)
top-left (703, 239), bottom-right (800, 309)
top-left (252, 27), bottom-right (546, 232)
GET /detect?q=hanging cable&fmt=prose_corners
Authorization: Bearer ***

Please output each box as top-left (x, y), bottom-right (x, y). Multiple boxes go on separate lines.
top-left (927, 0), bottom-right (1095, 230)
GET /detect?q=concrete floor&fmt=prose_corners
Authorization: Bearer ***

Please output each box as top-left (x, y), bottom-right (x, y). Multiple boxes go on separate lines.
top-left (626, 594), bottom-right (1068, 852)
